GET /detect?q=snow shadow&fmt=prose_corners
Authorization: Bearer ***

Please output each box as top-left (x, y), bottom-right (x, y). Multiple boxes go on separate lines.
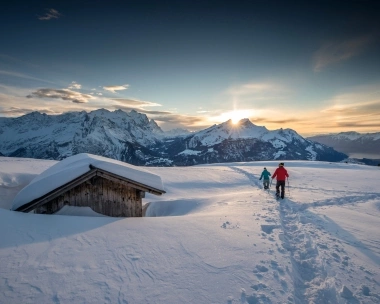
top-left (298, 193), bottom-right (380, 211)
top-left (309, 211), bottom-right (380, 266)
top-left (227, 166), bottom-right (262, 188)
top-left (145, 199), bottom-right (204, 217)
top-left (0, 209), bottom-right (122, 249)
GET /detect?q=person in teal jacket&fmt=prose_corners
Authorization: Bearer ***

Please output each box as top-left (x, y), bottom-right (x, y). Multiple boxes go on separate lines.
top-left (259, 167), bottom-right (271, 189)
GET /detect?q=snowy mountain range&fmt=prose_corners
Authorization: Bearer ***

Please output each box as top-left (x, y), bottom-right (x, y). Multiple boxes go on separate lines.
top-left (308, 132), bottom-right (380, 159)
top-left (0, 109), bottom-right (347, 165)
top-left (157, 118), bottom-right (347, 165)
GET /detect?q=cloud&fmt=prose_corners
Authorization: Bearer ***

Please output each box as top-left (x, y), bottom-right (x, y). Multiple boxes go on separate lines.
top-left (0, 70), bottom-right (56, 84)
top-left (322, 85), bottom-right (380, 114)
top-left (113, 105), bottom-right (208, 130)
top-left (313, 35), bottom-right (373, 72)
top-left (103, 85), bottom-right (129, 93)
top-left (154, 114), bottom-right (205, 125)
top-left (323, 101), bottom-right (380, 115)
top-left (112, 98), bottom-right (161, 108)
top-left (115, 106), bottom-right (173, 116)
top-left (335, 121), bottom-right (380, 128)
top-left (0, 107), bottom-right (56, 116)
top-left (303, 113), bottom-right (380, 132)
top-left (288, 85), bottom-right (380, 134)
top-left (68, 82), bottom-right (81, 90)
top-left (38, 9), bottom-right (61, 21)
top-left (212, 82), bottom-right (380, 134)
top-left (253, 117), bottom-right (301, 125)
top-left (26, 88), bottom-right (93, 103)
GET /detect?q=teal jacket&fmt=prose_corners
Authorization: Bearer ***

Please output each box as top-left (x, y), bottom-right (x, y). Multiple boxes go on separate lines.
top-left (259, 169), bottom-right (271, 180)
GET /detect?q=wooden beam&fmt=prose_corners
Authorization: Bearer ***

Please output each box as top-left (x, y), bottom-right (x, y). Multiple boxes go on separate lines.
top-left (90, 165), bottom-right (165, 195)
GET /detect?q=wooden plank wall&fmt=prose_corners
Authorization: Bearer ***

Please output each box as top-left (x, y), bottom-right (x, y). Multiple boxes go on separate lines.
top-left (35, 176), bottom-right (143, 217)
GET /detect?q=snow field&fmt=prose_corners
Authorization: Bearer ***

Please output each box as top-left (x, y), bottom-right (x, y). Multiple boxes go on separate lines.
top-left (0, 157), bottom-right (379, 303)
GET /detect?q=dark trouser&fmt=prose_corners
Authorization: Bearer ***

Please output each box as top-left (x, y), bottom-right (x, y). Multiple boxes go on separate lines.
top-left (263, 179), bottom-right (269, 189)
top-left (276, 180), bottom-right (285, 198)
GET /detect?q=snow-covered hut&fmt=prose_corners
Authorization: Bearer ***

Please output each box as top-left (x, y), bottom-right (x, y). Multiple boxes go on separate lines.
top-left (11, 153), bottom-right (165, 217)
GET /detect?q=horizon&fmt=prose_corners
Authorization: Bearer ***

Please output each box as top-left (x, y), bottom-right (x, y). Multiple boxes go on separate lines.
top-left (1, 1), bottom-right (380, 135)
top-left (3, 107), bottom-right (378, 137)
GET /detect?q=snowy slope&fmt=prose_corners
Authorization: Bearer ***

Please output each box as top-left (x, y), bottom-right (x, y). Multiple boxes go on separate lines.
top-left (188, 119), bottom-right (269, 147)
top-left (188, 120), bottom-right (307, 148)
top-left (165, 120), bottom-right (346, 165)
top-left (0, 109), bottom-right (165, 162)
top-left (0, 110), bottom-right (347, 165)
top-left (1, 158), bottom-right (380, 303)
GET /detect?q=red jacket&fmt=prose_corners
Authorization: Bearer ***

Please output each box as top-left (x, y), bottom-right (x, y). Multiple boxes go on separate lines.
top-left (272, 167), bottom-right (289, 181)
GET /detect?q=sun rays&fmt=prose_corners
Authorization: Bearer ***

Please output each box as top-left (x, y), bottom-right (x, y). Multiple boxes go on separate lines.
top-left (219, 109), bottom-right (252, 124)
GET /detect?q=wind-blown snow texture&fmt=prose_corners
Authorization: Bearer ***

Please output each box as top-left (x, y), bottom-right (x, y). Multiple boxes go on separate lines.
top-left (1, 157), bottom-right (379, 303)
top-left (0, 109), bottom-right (347, 165)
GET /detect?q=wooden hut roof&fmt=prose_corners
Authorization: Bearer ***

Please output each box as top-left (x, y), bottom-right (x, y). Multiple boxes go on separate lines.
top-left (12, 153), bottom-right (165, 212)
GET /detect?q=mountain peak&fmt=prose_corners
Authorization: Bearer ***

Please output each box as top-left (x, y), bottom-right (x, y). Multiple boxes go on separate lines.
top-left (148, 119), bottom-right (164, 134)
top-left (338, 131), bottom-right (360, 136)
top-left (222, 118), bottom-right (259, 128)
top-left (128, 109), bottom-right (149, 125)
top-left (239, 118), bottom-right (251, 124)
top-left (222, 118), bottom-right (266, 132)
top-left (25, 111), bottom-right (45, 117)
top-left (90, 108), bottom-right (110, 116)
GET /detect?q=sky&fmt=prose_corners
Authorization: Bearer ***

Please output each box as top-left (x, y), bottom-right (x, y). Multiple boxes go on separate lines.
top-left (1, 156), bottom-right (380, 303)
top-left (0, 0), bottom-right (380, 135)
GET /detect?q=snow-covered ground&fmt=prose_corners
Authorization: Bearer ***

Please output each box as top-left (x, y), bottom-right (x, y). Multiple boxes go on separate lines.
top-left (0, 157), bottom-right (379, 303)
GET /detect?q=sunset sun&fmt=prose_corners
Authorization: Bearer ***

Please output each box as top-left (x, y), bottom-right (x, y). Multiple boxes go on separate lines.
top-left (220, 110), bottom-right (251, 124)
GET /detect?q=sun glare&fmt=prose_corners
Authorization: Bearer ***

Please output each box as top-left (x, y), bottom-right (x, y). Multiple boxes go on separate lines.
top-left (212, 109), bottom-right (253, 126)
top-left (229, 110), bottom-right (250, 124)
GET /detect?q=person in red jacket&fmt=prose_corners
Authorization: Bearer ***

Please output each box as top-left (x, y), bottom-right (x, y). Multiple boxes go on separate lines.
top-left (272, 162), bottom-right (289, 199)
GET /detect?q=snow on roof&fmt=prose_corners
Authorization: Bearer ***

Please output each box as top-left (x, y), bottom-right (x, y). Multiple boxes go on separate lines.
top-left (11, 153), bottom-right (165, 211)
